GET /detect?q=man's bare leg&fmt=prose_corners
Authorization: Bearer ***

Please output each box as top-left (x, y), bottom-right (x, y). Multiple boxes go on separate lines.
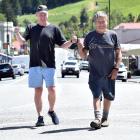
top-left (34, 87), bottom-right (43, 116)
top-left (47, 86), bottom-right (59, 125)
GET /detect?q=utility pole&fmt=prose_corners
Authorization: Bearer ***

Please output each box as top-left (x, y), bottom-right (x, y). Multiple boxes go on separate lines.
top-left (108, 0), bottom-right (110, 29)
top-left (6, 18), bottom-right (9, 55)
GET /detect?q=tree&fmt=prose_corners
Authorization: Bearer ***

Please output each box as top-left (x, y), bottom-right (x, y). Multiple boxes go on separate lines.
top-left (80, 8), bottom-right (89, 25)
top-left (110, 10), bottom-right (125, 29)
top-left (80, 8), bottom-right (89, 37)
top-left (70, 16), bottom-right (78, 24)
top-left (23, 19), bottom-right (31, 26)
top-left (0, 13), bottom-right (6, 21)
top-left (12, 0), bottom-right (22, 15)
top-left (0, 0), bottom-right (17, 25)
top-left (136, 14), bottom-right (140, 22)
top-left (31, 0), bottom-right (42, 13)
top-left (127, 13), bottom-right (135, 22)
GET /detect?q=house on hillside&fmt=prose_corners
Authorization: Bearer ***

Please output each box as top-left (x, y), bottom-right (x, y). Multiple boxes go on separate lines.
top-left (114, 23), bottom-right (140, 44)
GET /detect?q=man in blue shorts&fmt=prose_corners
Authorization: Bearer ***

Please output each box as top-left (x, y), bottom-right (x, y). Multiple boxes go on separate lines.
top-left (15, 5), bottom-right (74, 127)
top-left (75, 11), bottom-right (122, 129)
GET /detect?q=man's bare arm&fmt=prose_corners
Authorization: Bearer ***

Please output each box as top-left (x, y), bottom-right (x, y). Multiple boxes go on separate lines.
top-left (77, 39), bottom-right (88, 59)
top-left (14, 27), bottom-right (26, 45)
top-left (114, 48), bottom-right (122, 68)
top-left (61, 40), bottom-right (73, 49)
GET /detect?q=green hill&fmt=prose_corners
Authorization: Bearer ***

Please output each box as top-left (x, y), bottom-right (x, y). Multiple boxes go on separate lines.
top-left (18, 0), bottom-right (140, 26)
top-left (18, 0), bottom-right (95, 25)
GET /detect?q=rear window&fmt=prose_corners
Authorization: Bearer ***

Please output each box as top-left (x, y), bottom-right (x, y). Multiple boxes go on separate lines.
top-left (0, 64), bottom-right (11, 69)
top-left (65, 62), bottom-right (76, 65)
top-left (81, 62), bottom-right (88, 65)
top-left (12, 65), bottom-right (18, 68)
top-left (119, 64), bottom-right (125, 68)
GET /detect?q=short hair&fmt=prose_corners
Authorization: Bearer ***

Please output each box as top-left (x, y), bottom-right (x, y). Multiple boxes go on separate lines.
top-left (93, 11), bottom-right (108, 22)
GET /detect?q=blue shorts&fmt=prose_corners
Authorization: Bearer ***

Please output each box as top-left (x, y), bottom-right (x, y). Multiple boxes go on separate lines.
top-left (28, 67), bottom-right (56, 88)
top-left (89, 77), bottom-right (115, 101)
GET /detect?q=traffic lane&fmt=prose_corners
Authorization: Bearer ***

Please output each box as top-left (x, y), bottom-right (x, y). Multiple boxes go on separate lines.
top-left (0, 72), bottom-right (140, 140)
top-left (0, 73), bottom-right (28, 85)
top-left (41, 81), bottom-right (140, 140)
top-left (0, 74), bottom-right (33, 110)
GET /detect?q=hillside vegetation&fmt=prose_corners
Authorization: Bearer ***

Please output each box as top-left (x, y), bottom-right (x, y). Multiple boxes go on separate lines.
top-left (18, 0), bottom-right (94, 25)
top-left (18, 0), bottom-right (140, 26)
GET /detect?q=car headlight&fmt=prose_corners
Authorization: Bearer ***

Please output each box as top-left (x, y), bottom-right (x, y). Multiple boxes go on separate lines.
top-left (62, 67), bottom-right (66, 70)
top-left (75, 67), bottom-right (79, 71)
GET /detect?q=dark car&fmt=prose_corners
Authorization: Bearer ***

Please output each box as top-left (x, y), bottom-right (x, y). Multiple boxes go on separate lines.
top-left (0, 63), bottom-right (16, 81)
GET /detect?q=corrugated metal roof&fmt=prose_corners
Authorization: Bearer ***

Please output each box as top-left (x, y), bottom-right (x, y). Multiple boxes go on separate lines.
top-left (114, 23), bottom-right (140, 29)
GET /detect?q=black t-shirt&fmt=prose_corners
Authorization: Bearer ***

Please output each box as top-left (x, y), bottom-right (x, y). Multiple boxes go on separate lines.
top-left (23, 24), bottom-right (67, 68)
top-left (84, 30), bottom-right (120, 79)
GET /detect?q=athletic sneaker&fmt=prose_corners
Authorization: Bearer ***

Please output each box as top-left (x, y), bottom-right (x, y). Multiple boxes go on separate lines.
top-left (101, 118), bottom-right (109, 127)
top-left (35, 116), bottom-right (45, 127)
top-left (90, 118), bottom-right (101, 129)
top-left (48, 111), bottom-right (59, 125)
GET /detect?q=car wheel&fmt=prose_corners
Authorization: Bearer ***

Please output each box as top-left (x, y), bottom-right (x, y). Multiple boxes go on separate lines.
top-left (12, 75), bottom-right (16, 79)
top-left (62, 74), bottom-right (65, 78)
top-left (77, 74), bottom-right (79, 78)
top-left (127, 72), bottom-right (131, 79)
top-left (19, 73), bottom-right (23, 76)
top-left (0, 78), bottom-right (1, 81)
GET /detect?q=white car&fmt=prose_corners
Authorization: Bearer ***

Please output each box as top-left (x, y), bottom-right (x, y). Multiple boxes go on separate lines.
top-left (61, 60), bottom-right (80, 78)
top-left (12, 64), bottom-right (25, 76)
top-left (117, 62), bottom-right (127, 82)
top-left (80, 60), bottom-right (89, 71)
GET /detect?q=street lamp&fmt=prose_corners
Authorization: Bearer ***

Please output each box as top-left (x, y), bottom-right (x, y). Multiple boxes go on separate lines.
top-left (96, 0), bottom-right (111, 29)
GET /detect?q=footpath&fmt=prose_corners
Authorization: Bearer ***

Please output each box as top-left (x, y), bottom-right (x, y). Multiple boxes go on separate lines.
top-left (128, 76), bottom-right (140, 83)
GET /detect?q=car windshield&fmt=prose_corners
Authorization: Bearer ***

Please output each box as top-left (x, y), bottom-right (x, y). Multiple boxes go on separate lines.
top-left (12, 65), bottom-right (18, 68)
top-left (81, 62), bottom-right (88, 65)
top-left (65, 62), bottom-right (76, 65)
top-left (120, 64), bottom-right (125, 68)
top-left (0, 64), bottom-right (11, 69)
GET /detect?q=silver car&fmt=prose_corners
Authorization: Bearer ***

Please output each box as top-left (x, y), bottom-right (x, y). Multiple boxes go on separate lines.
top-left (12, 64), bottom-right (25, 76)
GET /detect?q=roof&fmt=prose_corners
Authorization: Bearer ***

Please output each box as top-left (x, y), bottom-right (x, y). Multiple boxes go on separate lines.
top-left (114, 23), bottom-right (140, 30)
top-left (0, 53), bottom-right (12, 59)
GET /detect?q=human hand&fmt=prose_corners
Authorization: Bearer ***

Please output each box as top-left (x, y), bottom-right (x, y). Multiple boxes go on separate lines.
top-left (14, 26), bottom-right (20, 34)
top-left (108, 68), bottom-right (119, 80)
top-left (71, 35), bottom-right (78, 44)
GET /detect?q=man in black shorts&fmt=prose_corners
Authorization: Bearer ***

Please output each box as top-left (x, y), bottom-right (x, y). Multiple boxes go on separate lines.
top-left (15, 5), bottom-right (74, 127)
top-left (75, 11), bottom-right (122, 129)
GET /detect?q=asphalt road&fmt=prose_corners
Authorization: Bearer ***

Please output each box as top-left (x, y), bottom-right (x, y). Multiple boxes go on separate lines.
top-left (0, 71), bottom-right (140, 140)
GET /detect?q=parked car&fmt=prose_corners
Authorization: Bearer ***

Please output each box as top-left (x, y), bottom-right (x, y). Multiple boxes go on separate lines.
top-left (0, 63), bottom-right (16, 81)
top-left (80, 60), bottom-right (89, 71)
top-left (12, 55), bottom-right (29, 73)
top-left (117, 62), bottom-right (127, 82)
top-left (61, 60), bottom-right (80, 78)
top-left (12, 64), bottom-right (24, 76)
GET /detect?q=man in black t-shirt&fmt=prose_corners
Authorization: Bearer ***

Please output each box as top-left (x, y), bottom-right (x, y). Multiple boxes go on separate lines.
top-left (73, 11), bottom-right (122, 129)
top-left (15, 5), bottom-right (74, 127)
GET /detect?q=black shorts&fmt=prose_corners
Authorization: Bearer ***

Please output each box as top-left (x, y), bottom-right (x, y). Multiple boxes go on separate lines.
top-left (89, 77), bottom-right (115, 101)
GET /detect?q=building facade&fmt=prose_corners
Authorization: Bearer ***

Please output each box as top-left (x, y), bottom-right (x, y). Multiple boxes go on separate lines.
top-left (114, 23), bottom-right (140, 44)
top-left (0, 22), bottom-right (14, 54)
